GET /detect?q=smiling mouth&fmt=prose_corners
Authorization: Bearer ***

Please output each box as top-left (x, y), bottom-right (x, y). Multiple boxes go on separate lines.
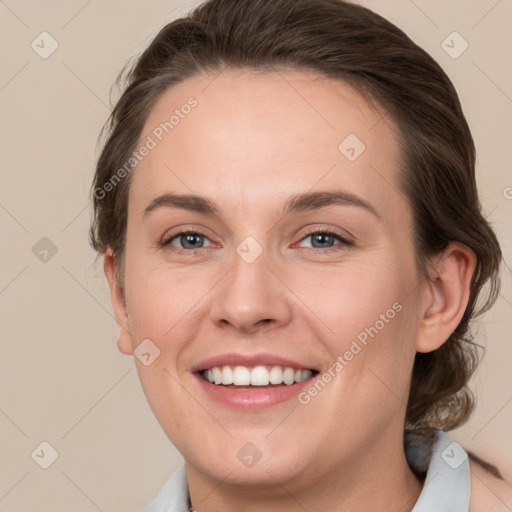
top-left (199, 365), bottom-right (318, 387)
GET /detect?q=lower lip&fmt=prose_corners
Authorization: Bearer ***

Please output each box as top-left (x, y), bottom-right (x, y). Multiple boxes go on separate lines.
top-left (194, 373), bottom-right (314, 410)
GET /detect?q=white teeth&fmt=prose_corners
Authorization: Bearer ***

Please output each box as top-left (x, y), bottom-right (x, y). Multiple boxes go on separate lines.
top-left (269, 366), bottom-right (283, 385)
top-left (202, 365), bottom-right (314, 386)
top-left (233, 366), bottom-right (251, 385)
top-left (298, 369), bottom-right (313, 383)
top-left (221, 366), bottom-right (234, 385)
top-left (212, 367), bottom-right (222, 385)
top-left (283, 367), bottom-right (295, 385)
top-left (250, 366), bottom-right (270, 386)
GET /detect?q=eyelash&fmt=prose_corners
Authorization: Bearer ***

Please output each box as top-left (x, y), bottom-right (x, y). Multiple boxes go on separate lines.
top-left (160, 228), bottom-right (353, 254)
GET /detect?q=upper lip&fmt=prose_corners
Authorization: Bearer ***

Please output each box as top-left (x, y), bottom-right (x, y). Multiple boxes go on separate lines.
top-left (190, 353), bottom-right (318, 373)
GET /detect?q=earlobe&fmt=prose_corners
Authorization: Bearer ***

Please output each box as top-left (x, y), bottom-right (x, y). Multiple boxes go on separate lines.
top-left (416, 243), bottom-right (476, 353)
top-left (117, 330), bottom-right (133, 355)
top-left (104, 249), bottom-right (134, 356)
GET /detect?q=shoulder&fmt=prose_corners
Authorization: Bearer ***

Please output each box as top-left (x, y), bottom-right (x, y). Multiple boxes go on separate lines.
top-left (469, 459), bottom-right (512, 512)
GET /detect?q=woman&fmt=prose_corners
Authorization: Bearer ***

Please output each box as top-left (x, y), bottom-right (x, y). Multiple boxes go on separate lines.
top-left (90, 0), bottom-right (510, 510)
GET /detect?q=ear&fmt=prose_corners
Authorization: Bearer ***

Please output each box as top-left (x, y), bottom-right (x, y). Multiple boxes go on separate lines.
top-left (416, 242), bottom-right (477, 353)
top-left (104, 249), bottom-right (133, 355)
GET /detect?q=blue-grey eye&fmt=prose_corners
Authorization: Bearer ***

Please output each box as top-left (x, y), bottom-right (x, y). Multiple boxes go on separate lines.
top-left (310, 233), bottom-right (336, 248)
top-left (164, 231), bottom-right (212, 250)
top-left (298, 231), bottom-right (351, 249)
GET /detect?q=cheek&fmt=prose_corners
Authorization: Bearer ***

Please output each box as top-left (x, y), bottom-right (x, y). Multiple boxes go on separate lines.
top-left (285, 255), bottom-right (412, 344)
top-left (123, 255), bottom-right (210, 342)
top-left (283, 251), bottom-right (419, 395)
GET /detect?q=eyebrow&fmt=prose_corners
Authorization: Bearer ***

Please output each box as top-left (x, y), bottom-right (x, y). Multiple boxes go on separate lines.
top-left (143, 190), bottom-right (380, 219)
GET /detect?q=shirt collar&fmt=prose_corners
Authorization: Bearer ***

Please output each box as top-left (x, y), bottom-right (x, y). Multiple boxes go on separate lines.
top-left (411, 430), bottom-right (471, 511)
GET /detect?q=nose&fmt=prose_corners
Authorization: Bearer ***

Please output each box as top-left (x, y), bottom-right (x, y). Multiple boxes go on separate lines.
top-left (209, 246), bottom-right (293, 335)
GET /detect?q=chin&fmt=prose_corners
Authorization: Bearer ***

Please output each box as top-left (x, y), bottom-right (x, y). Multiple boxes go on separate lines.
top-left (184, 435), bottom-right (312, 487)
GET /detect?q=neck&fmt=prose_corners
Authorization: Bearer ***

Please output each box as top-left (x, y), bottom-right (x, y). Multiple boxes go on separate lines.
top-left (187, 429), bottom-right (424, 512)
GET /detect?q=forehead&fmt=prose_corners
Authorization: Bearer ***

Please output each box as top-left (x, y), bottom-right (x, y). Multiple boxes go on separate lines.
top-left (130, 69), bottom-right (409, 224)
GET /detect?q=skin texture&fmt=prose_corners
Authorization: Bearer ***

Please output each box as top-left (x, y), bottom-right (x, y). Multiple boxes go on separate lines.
top-left (104, 70), bottom-right (477, 511)
top-left (469, 463), bottom-right (512, 511)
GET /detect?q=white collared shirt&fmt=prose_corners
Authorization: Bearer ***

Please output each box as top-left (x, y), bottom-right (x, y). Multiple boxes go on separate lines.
top-left (141, 430), bottom-right (470, 511)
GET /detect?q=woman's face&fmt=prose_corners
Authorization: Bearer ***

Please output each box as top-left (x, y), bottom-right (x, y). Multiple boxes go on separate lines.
top-left (113, 70), bottom-right (429, 488)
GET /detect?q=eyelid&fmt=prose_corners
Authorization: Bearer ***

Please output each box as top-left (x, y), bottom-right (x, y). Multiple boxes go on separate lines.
top-left (159, 225), bottom-right (355, 252)
top-left (295, 227), bottom-right (355, 253)
top-left (160, 225), bottom-right (216, 246)
top-left (295, 226), bottom-right (354, 247)
top-left (169, 232), bottom-right (214, 249)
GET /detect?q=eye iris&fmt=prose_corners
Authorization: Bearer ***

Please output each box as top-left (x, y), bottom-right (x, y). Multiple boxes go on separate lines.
top-left (181, 233), bottom-right (204, 249)
top-left (311, 233), bottom-right (335, 248)
top-left (174, 232), bottom-right (340, 249)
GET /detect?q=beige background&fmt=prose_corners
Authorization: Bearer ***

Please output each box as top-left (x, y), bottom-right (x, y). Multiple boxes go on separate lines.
top-left (0, 1), bottom-right (511, 510)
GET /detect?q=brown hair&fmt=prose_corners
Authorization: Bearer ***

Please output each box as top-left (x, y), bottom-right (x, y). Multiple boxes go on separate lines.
top-left (90, 0), bottom-right (502, 448)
